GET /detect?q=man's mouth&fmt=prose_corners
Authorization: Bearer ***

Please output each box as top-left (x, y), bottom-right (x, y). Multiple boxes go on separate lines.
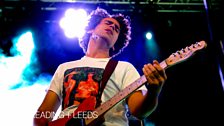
top-left (105, 29), bottom-right (113, 35)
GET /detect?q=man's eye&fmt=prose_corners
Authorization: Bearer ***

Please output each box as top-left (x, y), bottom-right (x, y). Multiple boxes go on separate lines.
top-left (115, 28), bottom-right (120, 33)
top-left (105, 21), bottom-right (112, 25)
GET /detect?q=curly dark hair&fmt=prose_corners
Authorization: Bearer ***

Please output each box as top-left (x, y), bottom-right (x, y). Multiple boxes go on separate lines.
top-left (79, 7), bottom-right (131, 57)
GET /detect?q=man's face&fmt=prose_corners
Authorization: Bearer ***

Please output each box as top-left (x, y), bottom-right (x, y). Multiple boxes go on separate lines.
top-left (92, 17), bottom-right (120, 47)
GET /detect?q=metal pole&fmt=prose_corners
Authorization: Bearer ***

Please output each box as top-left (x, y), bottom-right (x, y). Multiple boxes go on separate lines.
top-left (203, 0), bottom-right (224, 91)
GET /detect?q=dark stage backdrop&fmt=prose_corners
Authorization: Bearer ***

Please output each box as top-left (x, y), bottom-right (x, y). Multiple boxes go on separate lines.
top-left (0, 2), bottom-right (223, 126)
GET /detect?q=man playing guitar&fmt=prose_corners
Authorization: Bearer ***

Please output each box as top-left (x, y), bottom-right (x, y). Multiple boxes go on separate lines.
top-left (33, 7), bottom-right (167, 126)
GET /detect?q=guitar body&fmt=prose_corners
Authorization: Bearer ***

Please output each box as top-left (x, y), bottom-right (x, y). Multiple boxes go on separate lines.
top-left (48, 96), bottom-right (97, 126)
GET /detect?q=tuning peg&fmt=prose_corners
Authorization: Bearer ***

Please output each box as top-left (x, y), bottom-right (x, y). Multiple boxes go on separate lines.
top-left (197, 42), bottom-right (201, 46)
top-left (181, 48), bottom-right (185, 53)
top-left (172, 53), bottom-right (176, 57)
top-left (187, 46), bottom-right (191, 50)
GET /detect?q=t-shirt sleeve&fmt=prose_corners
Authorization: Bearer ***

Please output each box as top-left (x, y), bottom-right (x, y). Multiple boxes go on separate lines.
top-left (48, 64), bottom-right (63, 101)
top-left (121, 63), bottom-right (147, 91)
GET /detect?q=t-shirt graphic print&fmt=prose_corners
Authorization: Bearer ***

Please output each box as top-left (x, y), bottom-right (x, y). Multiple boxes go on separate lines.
top-left (62, 67), bottom-right (104, 110)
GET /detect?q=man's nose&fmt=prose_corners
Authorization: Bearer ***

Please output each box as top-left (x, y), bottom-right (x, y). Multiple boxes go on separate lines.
top-left (109, 24), bottom-right (115, 31)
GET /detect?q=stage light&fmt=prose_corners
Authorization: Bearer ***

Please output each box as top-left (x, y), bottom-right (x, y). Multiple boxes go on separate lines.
top-left (145, 31), bottom-right (160, 60)
top-left (59, 8), bottom-right (88, 38)
top-left (146, 32), bottom-right (152, 40)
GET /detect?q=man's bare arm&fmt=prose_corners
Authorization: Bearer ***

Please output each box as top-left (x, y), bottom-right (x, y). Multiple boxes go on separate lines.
top-left (33, 90), bottom-right (60, 126)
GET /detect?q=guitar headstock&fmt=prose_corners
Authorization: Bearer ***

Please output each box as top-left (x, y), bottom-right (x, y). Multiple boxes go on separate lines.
top-left (165, 40), bottom-right (207, 67)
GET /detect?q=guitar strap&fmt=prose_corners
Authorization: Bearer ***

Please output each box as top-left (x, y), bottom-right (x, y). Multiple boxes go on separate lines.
top-left (96, 58), bottom-right (118, 108)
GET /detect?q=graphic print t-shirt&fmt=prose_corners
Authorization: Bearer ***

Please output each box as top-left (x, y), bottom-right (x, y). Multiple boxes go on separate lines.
top-left (48, 56), bottom-right (147, 126)
top-left (62, 67), bottom-right (103, 110)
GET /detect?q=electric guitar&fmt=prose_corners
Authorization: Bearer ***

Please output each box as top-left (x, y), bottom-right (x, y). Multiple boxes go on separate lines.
top-left (48, 40), bottom-right (207, 126)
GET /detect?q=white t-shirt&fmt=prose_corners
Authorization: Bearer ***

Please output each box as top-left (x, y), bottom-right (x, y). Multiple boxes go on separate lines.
top-left (49, 56), bottom-right (147, 126)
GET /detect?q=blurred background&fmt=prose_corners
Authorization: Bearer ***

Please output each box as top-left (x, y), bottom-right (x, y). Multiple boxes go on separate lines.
top-left (0, 0), bottom-right (223, 126)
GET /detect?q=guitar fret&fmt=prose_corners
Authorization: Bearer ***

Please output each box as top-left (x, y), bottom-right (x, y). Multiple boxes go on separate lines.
top-left (134, 80), bottom-right (138, 88)
top-left (160, 60), bottom-right (167, 69)
top-left (137, 79), bottom-right (141, 86)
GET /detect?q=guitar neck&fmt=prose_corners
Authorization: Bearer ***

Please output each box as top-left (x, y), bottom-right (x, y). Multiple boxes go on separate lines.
top-left (85, 60), bottom-right (168, 125)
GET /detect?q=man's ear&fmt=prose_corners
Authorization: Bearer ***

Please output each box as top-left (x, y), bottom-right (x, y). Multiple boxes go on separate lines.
top-left (112, 46), bottom-right (115, 51)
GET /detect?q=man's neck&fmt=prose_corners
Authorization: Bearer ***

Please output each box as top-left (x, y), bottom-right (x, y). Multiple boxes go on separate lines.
top-left (86, 39), bottom-right (110, 58)
top-left (86, 52), bottom-right (109, 58)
